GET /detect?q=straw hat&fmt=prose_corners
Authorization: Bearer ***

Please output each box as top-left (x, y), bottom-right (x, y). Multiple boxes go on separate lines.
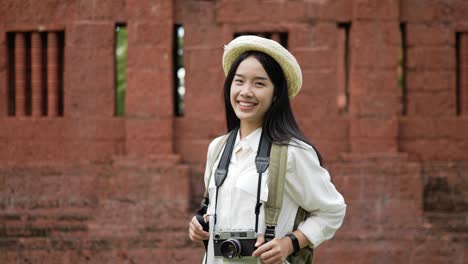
top-left (222, 35), bottom-right (302, 99)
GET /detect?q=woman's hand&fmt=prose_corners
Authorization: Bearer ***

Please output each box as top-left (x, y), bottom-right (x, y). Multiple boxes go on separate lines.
top-left (188, 216), bottom-right (209, 242)
top-left (252, 235), bottom-right (294, 264)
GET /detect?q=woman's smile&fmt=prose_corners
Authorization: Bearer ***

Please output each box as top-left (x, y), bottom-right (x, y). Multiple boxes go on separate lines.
top-left (237, 100), bottom-right (258, 110)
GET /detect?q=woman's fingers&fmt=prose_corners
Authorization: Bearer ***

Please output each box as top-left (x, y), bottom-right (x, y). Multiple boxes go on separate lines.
top-left (189, 224), bottom-right (208, 241)
top-left (189, 228), bottom-right (208, 241)
top-left (252, 237), bottom-right (271, 257)
top-left (259, 246), bottom-right (282, 264)
top-left (255, 234), bottom-right (265, 247)
top-left (253, 237), bottom-right (291, 264)
top-left (188, 216), bottom-right (210, 241)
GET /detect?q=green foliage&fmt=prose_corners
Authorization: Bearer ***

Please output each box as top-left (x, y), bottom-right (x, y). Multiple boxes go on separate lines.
top-left (175, 26), bottom-right (185, 116)
top-left (116, 26), bottom-right (127, 117)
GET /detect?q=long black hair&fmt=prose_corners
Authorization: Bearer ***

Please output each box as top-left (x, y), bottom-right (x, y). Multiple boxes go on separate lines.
top-left (223, 50), bottom-right (323, 164)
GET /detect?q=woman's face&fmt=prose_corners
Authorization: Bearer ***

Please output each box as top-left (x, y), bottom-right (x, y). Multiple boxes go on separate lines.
top-left (230, 56), bottom-right (274, 128)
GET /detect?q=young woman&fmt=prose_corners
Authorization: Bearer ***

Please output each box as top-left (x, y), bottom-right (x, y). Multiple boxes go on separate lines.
top-left (188, 35), bottom-right (346, 264)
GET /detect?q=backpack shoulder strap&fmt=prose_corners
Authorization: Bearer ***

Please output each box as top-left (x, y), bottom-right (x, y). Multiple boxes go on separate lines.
top-left (266, 142), bottom-right (314, 264)
top-left (265, 142), bottom-right (288, 226)
top-left (203, 134), bottom-right (229, 198)
top-left (289, 206), bottom-right (315, 264)
top-left (266, 141), bottom-right (318, 228)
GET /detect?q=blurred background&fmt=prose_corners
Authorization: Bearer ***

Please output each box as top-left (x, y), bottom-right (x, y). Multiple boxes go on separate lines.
top-left (0, 0), bottom-right (467, 263)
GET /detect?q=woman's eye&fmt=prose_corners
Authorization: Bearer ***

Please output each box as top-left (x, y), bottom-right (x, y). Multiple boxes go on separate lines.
top-left (234, 79), bottom-right (243, 84)
top-left (256, 82), bottom-right (265, 87)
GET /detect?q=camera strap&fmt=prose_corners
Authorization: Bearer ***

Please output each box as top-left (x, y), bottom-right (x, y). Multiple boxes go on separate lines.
top-left (213, 127), bottom-right (238, 227)
top-left (212, 127), bottom-right (272, 234)
top-left (254, 131), bottom-right (272, 233)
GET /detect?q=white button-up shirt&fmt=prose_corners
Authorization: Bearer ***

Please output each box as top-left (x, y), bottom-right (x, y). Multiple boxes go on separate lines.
top-left (203, 128), bottom-right (346, 263)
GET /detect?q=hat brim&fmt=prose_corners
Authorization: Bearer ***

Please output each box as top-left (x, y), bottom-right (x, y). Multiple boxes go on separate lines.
top-left (222, 35), bottom-right (302, 99)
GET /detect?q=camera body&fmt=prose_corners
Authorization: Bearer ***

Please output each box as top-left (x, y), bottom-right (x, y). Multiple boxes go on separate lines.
top-left (213, 230), bottom-right (257, 259)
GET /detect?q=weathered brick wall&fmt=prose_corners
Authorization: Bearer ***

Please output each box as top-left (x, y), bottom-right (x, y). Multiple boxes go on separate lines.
top-left (400, 0), bottom-right (468, 162)
top-left (0, 0), bottom-right (176, 162)
top-left (0, 0), bottom-right (467, 263)
top-left (0, 158), bottom-right (197, 263)
top-left (174, 0), bottom-right (468, 263)
top-left (0, 0), bottom-right (199, 263)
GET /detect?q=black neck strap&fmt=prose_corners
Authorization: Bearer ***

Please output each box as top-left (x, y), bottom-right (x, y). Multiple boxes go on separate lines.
top-left (214, 127), bottom-right (238, 187)
top-left (256, 130), bottom-right (272, 174)
top-left (213, 127), bottom-right (237, 226)
top-left (213, 127), bottom-right (272, 234)
top-left (254, 130), bottom-right (272, 233)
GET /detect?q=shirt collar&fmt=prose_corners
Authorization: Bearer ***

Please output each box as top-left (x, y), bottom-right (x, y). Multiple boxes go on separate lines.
top-left (234, 127), bottom-right (262, 154)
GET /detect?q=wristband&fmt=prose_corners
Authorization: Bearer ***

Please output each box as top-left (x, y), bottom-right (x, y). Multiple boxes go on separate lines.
top-left (285, 233), bottom-right (300, 257)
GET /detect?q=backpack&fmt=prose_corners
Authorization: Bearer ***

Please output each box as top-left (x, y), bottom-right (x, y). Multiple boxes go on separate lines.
top-left (203, 134), bottom-right (314, 264)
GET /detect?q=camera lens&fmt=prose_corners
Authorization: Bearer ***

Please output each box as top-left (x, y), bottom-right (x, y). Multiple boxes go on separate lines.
top-left (220, 238), bottom-right (242, 259)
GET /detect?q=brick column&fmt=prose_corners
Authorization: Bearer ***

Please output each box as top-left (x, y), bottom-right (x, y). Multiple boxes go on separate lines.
top-left (125, 0), bottom-right (175, 156)
top-left (47, 32), bottom-right (59, 117)
top-left (349, 0), bottom-right (401, 153)
top-left (459, 33), bottom-right (468, 115)
top-left (341, 4), bottom-right (425, 259)
top-left (66, 23), bottom-right (114, 117)
top-left (31, 32), bottom-right (42, 117)
top-left (15, 33), bottom-right (26, 117)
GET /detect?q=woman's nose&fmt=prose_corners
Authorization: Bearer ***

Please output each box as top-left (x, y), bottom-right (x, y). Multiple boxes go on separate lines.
top-left (239, 83), bottom-right (253, 96)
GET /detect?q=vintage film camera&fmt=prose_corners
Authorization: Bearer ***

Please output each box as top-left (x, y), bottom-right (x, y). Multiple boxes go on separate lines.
top-left (213, 230), bottom-right (257, 259)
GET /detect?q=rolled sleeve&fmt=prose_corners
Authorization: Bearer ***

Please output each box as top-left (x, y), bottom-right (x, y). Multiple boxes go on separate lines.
top-left (285, 140), bottom-right (346, 248)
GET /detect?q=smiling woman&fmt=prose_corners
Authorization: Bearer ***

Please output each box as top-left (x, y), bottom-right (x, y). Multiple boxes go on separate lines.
top-left (188, 36), bottom-right (346, 264)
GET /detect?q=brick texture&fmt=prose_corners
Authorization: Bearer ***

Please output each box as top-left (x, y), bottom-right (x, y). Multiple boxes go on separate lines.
top-left (0, 0), bottom-right (467, 263)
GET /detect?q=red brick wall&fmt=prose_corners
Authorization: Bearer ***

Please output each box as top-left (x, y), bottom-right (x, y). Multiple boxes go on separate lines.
top-left (174, 0), bottom-right (468, 263)
top-left (0, 0), bottom-right (201, 263)
top-left (0, 0), bottom-right (467, 263)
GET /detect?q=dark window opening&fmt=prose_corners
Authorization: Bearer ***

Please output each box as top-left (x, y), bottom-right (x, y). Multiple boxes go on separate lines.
top-left (174, 24), bottom-right (185, 117)
top-left (456, 32), bottom-right (461, 116)
top-left (233, 32), bottom-right (289, 49)
top-left (456, 32), bottom-right (468, 116)
top-left (115, 23), bottom-right (127, 117)
top-left (400, 23), bottom-right (407, 115)
top-left (57, 31), bottom-right (65, 116)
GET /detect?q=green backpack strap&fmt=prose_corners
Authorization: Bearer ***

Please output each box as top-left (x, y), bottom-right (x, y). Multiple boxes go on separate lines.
top-left (265, 143), bottom-right (288, 226)
top-left (288, 207), bottom-right (314, 264)
top-left (266, 142), bottom-right (314, 264)
top-left (203, 134), bottom-right (229, 198)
